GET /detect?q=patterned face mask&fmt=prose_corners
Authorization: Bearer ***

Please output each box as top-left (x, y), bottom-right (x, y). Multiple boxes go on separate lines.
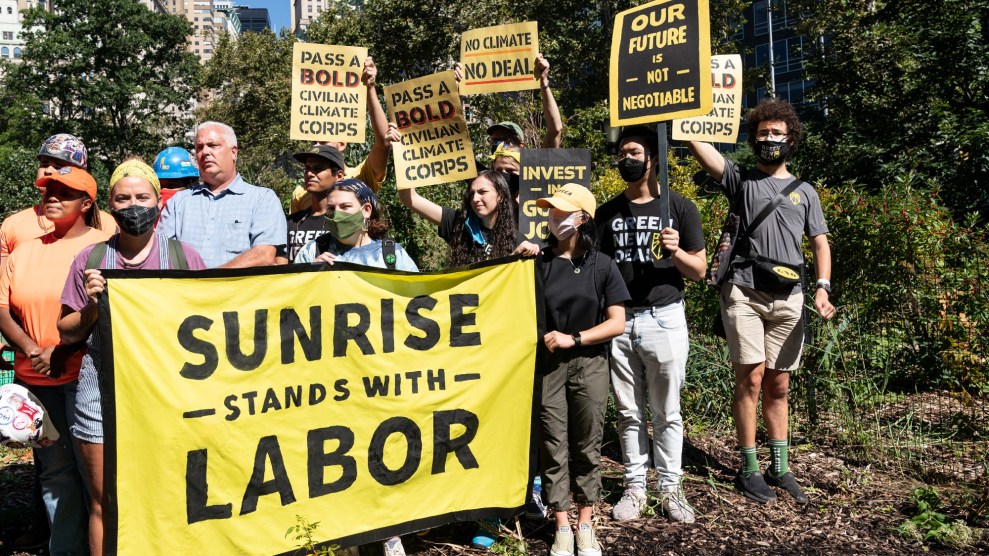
top-left (111, 205), bottom-right (159, 236)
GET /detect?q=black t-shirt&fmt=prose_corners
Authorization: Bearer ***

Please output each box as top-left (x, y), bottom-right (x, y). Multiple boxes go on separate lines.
top-left (596, 191), bottom-right (705, 306)
top-left (438, 207), bottom-right (525, 261)
top-left (538, 248), bottom-right (631, 355)
top-left (286, 209), bottom-right (329, 261)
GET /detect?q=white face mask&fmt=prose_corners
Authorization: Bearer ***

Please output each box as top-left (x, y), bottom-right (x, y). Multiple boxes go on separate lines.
top-left (549, 210), bottom-right (580, 241)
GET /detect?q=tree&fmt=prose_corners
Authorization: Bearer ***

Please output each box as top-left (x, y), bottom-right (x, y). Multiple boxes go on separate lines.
top-left (0, 0), bottom-right (201, 163)
top-left (197, 29), bottom-right (305, 204)
top-left (794, 0), bottom-right (989, 219)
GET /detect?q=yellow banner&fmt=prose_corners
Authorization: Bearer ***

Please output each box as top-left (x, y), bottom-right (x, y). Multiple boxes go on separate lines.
top-left (460, 22), bottom-right (540, 95)
top-left (290, 43), bottom-right (368, 143)
top-left (672, 54), bottom-right (743, 143)
top-left (102, 260), bottom-right (537, 555)
top-left (385, 71), bottom-right (477, 190)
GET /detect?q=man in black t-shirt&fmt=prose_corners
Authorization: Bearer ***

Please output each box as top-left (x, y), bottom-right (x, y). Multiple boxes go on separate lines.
top-left (277, 145), bottom-right (347, 263)
top-left (597, 126), bottom-right (707, 524)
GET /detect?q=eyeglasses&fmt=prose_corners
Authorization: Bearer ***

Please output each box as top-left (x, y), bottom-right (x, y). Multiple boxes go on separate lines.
top-left (756, 130), bottom-right (789, 139)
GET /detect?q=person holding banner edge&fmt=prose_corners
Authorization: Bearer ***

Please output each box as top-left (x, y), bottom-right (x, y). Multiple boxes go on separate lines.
top-left (597, 126), bottom-right (706, 524)
top-left (535, 184), bottom-right (629, 556)
top-left (685, 98), bottom-right (835, 504)
top-left (57, 159), bottom-right (207, 556)
top-left (289, 57), bottom-right (399, 214)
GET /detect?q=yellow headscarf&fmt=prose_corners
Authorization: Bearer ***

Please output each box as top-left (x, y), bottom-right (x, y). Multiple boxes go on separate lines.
top-left (490, 145), bottom-right (521, 164)
top-left (110, 159), bottom-right (161, 193)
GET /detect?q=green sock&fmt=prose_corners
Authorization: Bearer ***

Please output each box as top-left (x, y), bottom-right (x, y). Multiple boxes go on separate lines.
top-left (740, 446), bottom-right (759, 476)
top-left (769, 439), bottom-right (789, 476)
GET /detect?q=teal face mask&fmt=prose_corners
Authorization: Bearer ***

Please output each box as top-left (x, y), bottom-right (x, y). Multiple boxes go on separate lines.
top-left (325, 209), bottom-right (365, 240)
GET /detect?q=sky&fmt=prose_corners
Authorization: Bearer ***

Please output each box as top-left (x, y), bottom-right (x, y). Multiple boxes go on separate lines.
top-left (240, 0), bottom-right (292, 33)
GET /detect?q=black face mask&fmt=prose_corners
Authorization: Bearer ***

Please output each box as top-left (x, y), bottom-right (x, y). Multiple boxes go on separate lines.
top-left (617, 156), bottom-right (649, 183)
top-left (498, 171), bottom-right (520, 198)
top-left (755, 140), bottom-right (790, 165)
top-left (111, 205), bottom-right (158, 236)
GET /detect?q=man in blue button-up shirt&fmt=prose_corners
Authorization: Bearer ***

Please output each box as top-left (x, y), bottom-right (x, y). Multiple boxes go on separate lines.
top-left (158, 122), bottom-right (286, 268)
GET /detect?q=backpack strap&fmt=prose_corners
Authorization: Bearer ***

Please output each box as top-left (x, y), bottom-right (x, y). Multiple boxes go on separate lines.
top-left (381, 238), bottom-right (397, 270)
top-left (734, 177), bottom-right (803, 258)
top-left (85, 242), bottom-right (109, 271)
top-left (163, 236), bottom-right (189, 270)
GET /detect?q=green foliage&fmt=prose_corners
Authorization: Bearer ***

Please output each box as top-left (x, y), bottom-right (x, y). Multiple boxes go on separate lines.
top-left (896, 487), bottom-right (977, 548)
top-left (198, 30), bottom-right (309, 207)
top-left (0, 0), bottom-right (200, 162)
top-left (0, 146), bottom-right (43, 220)
top-left (793, 0), bottom-right (989, 220)
top-left (285, 514), bottom-right (338, 556)
top-left (490, 517), bottom-right (529, 556)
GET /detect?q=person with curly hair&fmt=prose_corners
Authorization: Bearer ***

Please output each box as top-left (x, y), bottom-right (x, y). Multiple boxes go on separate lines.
top-left (687, 97), bottom-right (835, 505)
top-left (398, 170), bottom-right (539, 267)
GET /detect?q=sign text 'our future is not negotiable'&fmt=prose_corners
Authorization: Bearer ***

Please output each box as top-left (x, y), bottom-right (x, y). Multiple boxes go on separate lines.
top-left (610, 0), bottom-right (712, 125)
top-left (290, 44), bottom-right (368, 143)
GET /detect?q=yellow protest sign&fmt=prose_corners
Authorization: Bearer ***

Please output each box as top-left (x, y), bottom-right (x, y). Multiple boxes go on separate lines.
top-left (672, 54), bottom-right (743, 143)
top-left (609, 0), bottom-right (712, 125)
top-left (385, 71), bottom-right (477, 190)
top-left (101, 260), bottom-right (538, 555)
top-left (460, 22), bottom-right (540, 95)
top-left (290, 43), bottom-right (368, 143)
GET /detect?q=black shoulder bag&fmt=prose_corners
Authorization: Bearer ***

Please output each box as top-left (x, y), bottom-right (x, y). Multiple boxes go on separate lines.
top-left (712, 178), bottom-right (803, 337)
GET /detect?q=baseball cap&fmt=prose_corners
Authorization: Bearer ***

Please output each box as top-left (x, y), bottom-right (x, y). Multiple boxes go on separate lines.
top-left (37, 133), bottom-right (88, 169)
top-left (294, 144), bottom-right (345, 172)
top-left (486, 121), bottom-right (524, 143)
top-left (536, 183), bottom-right (596, 217)
top-left (35, 166), bottom-right (98, 201)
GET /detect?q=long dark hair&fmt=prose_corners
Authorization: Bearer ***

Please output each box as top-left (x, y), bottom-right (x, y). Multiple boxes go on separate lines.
top-left (448, 170), bottom-right (517, 267)
top-left (545, 212), bottom-right (597, 254)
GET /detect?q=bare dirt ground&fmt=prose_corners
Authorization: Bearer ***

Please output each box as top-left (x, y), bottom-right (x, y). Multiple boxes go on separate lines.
top-left (3, 427), bottom-right (985, 556)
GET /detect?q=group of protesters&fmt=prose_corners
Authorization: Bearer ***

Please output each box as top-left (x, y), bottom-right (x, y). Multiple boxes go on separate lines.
top-left (0, 52), bottom-right (835, 556)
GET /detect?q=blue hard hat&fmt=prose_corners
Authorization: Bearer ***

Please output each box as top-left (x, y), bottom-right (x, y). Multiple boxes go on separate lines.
top-left (153, 147), bottom-right (199, 179)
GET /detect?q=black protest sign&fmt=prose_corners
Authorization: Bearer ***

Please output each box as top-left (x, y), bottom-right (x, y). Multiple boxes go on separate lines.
top-left (609, 0), bottom-right (712, 125)
top-left (518, 149), bottom-right (593, 246)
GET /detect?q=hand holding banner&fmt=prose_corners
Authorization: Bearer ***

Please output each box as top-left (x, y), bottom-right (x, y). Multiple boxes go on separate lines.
top-left (385, 71), bottom-right (477, 190)
top-left (460, 22), bottom-right (540, 95)
top-left (672, 54), bottom-right (743, 143)
top-left (290, 44), bottom-right (368, 143)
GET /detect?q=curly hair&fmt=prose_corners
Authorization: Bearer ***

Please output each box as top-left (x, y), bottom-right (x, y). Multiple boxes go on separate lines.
top-left (447, 170), bottom-right (518, 267)
top-left (746, 98), bottom-right (803, 158)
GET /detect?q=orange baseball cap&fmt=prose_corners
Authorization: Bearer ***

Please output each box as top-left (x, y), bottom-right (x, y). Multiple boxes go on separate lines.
top-left (35, 166), bottom-right (98, 201)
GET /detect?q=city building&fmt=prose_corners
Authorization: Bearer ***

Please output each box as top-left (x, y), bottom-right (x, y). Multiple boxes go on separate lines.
top-left (291, 0), bottom-right (363, 36)
top-left (213, 0), bottom-right (241, 36)
top-left (1, 0), bottom-right (23, 63)
top-left (137, 0), bottom-right (168, 12)
top-left (739, 0), bottom-right (818, 111)
top-left (235, 6), bottom-right (269, 33)
top-left (164, 0), bottom-right (219, 62)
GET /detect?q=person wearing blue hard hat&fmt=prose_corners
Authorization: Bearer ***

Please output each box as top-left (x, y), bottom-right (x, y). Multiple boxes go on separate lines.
top-left (152, 146), bottom-right (200, 207)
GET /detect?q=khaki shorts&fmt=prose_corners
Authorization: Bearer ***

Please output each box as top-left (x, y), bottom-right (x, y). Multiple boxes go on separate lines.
top-left (721, 283), bottom-right (804, 370)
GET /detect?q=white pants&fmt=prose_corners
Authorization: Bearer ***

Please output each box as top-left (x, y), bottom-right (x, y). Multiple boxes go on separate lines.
top-left (610, 302), bottom-right (689, 490)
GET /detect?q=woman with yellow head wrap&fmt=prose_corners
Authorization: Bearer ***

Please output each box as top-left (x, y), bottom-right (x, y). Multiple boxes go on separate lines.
top-left (57, 159), bottom-right (207, 556)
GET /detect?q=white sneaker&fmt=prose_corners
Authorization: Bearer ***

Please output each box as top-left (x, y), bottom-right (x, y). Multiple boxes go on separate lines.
top-left (575, 523), bottom-right (602, 556)
top-left (611, 485), bottom-right (647, 521)
top-left (660, 486), bottom-right (695, 523)
top-left (550, 525), bottom-right (574, 556)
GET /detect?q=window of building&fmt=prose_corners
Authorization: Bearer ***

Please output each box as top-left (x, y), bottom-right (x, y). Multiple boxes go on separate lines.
top-left (13, 47), bottom-right (21, 59)
top-left (1, 47), bottom-right (8, 58)
top-left (755, 37), bottom-right (805, 73)
top-left (753, 0), bottom-right (794, 36)
top-left (2, 32), bottom-right (13, 40)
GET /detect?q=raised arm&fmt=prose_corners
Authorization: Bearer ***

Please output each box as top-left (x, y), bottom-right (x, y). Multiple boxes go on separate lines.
top-left (397, 187), bottom-right (444, 226)
top-left (362, 57), bottom-right (391, 184)
top-left (685, 141), bottom-right (726, 183)
top-left (536, 54), bottom-right (563, 148)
